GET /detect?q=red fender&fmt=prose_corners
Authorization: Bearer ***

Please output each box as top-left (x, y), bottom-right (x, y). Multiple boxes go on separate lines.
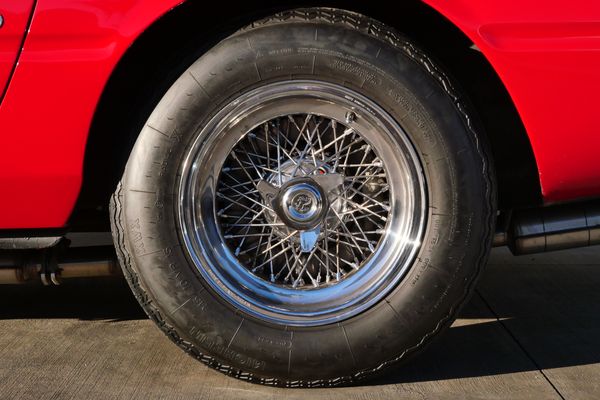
top-left (1, 0), bottom-right (600, 228)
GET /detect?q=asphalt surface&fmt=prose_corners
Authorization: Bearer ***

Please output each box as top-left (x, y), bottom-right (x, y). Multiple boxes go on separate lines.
top-left (1, 246), bottom-right (600, 399)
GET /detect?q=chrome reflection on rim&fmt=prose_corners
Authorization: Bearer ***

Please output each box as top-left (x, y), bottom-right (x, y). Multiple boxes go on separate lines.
top-left (178, 80), bottom-right (426, 326)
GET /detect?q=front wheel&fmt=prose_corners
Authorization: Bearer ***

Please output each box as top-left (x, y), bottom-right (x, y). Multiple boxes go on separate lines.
top-left (110, 8), bottom-right (495, 386)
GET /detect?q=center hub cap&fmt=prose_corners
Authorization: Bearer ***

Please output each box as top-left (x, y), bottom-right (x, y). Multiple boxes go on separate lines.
top-left (282, 183), bottom-right (322, 224)
top-left (271, 178), bottom-right (329, 231)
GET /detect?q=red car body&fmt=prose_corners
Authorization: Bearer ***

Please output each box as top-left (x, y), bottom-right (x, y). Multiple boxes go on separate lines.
top-left (1, 0), bottom-right (599, 229)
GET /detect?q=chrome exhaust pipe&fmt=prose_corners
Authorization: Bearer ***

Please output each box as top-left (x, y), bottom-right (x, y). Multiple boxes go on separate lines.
top-left (495, 200), bottom-right (600, 255)
top-left (0, 257), bottom-right (120, 284)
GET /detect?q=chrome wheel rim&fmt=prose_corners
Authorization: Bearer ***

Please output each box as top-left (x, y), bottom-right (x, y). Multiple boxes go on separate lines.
top-left (178, 80), bottom-right (426, 326)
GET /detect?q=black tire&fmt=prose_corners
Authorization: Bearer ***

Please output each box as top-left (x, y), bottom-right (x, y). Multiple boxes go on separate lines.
top-left (109, 8), bottom-right (496, 387)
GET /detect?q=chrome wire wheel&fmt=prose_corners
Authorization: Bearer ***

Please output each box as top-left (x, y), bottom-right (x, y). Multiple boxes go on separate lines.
top-left (178, 80), bottom-right (427, 326)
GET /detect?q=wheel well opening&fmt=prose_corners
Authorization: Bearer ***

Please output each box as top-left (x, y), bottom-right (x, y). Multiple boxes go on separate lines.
top-left (353, 1), bottom-right (542, 210)
top-left (71, 0), bottom-right (541, 230)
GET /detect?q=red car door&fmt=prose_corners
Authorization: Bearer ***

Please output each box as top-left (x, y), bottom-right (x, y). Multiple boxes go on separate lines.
top-left (0, 2), bottom-right (35, 100)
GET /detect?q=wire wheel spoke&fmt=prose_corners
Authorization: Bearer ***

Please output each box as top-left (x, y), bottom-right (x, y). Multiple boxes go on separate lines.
top-left (215, 112), bottom-right (390, 289)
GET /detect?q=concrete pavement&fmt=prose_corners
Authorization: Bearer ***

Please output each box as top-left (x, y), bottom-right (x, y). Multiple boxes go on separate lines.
top-left (1, 247), bottom-right (599, 399)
